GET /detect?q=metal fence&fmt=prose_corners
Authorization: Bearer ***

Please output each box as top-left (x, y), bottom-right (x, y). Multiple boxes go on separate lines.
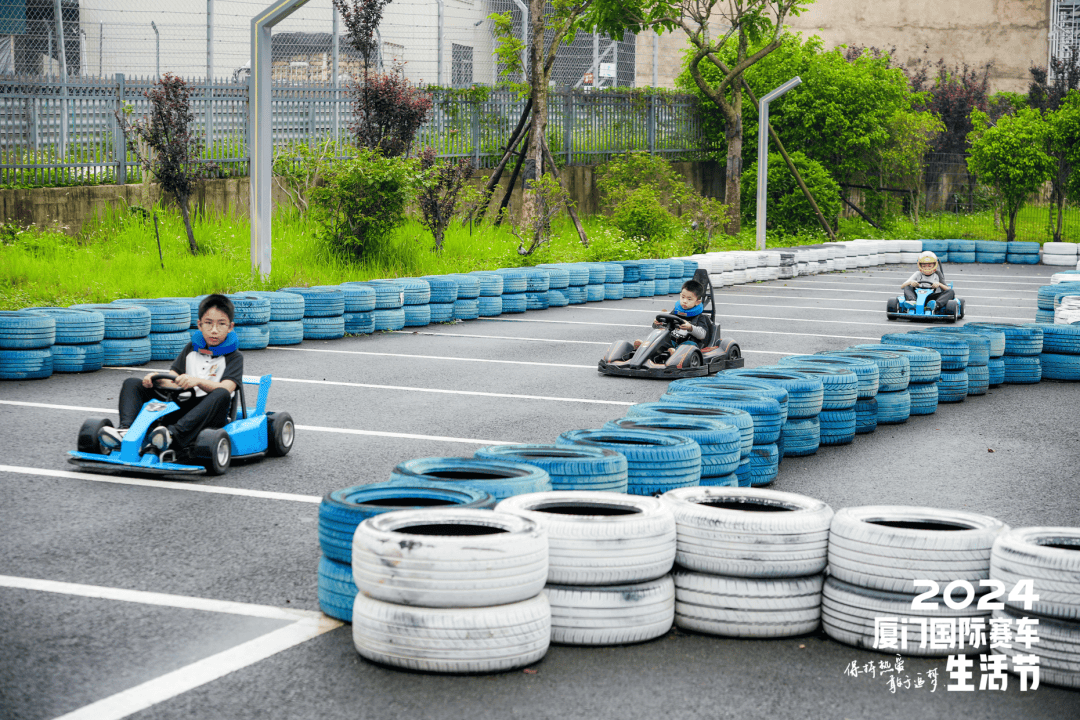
top-left (0, 75), bottom-right (713, 186)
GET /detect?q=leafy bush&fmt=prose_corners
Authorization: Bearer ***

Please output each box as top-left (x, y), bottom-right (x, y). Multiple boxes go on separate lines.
top-left (512, 173), bottom-right (572, 257)
top-left (596, 151), bottom-right (692, 211)
top-left (309, 148), bottom-right (420, 260)
top-left (740, 151), bottom-right (841, 235)
top-left (610, 186), bottom-right (682, 242)
top-left (349, 73), bottom-right (433, 157)
top-left (417, 147), bottom-right (473, 252)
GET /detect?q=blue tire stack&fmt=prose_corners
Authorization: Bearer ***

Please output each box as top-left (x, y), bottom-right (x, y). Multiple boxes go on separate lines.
top-left (773, 363), bottom-right (859, 446)
top-left (249, 291), bottom-right (305, 345)
top-left (1006, 241), bottom-right (1041, 265)
top-left (71, 303), bottom-right (152, 367)
top-left (645, 259), bottom-right (671, 295)
top-left (227, 294), bottom-right (272, 350)
top-left (664, 260), bottom-right (684, 295)
top-left (637, 260), bottom-right (657, 297)
top-left (920, 239), bottom-right (950, 262)
top-left (1035, 323), bottom-right (1080, 381)
top-left (559, 264), bottom-right (590, 305)
top-left (496, 269), bottom-right (528, 313)
top-left (618, 261), bottom-right (642, 299)
top-left (949, 239), bottom-right (976, 263)
top-left (606, 416), bottom-right (741, 487)
top-left (825, 350), bottom-right (912, 427)
top-left (966, 323), bottom-right (1043, 384)
top-left (359, 281), bottom-right (407, 330)
top-left (581, 263), bottom-right (608, 302)
top-left (882, 332), bottom-right (969, 403)
top-left (924, 327), bottom-right (991, 395)
top-left (419, 276), bottom-right (459, 323)
top-left (113, 299), bottom-right (190, 361)
top-left (1036, 282), bottom-right (1080, 324)
top-left (444, 275), bottom-right (479, 321)
top-left (855, 344), bottom-right (941, 415)
top-left (474, 444), bottom-right (629, 492)
top-left (281, 286), bottom-right (346, 340)
top-left (955, 326), bottom-right (1006, 387)
top-left (23, 307), bottom-right (105, 373)
top-left (337, 283), bottom-right (377, 335)
top-left (522, 268), bottom-right (551, 310)
top-left (727, 368), bottom-right (824, 457)
top-left (974, 240), bottom-right (1006, 264)
top-left (602, 262), bottom-right (625, 300)
top-left (557, 428), bottom-right (701, 495)
top-left (470, 271), bottom-right (504, 316)
top-left (0, 310), bottom-right (56, 379)
top-left (538, 265), bottom-right (570, 308)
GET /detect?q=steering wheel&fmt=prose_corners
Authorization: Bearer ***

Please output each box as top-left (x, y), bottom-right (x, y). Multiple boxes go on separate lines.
top-left (148, 373), bottom-right (196, 403)
top-left (654, 313), bottom-right (689, 328)
top-left (917, 281), bottom-right (936, 290)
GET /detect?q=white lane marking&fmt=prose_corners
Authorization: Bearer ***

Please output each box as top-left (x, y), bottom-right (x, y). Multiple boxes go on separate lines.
top-left (840, 270), bottom-right (1056, 282)
top-left (0, 575), bottom-right (322, 621)
top-left (720, 284), bottom-right (1036, 298)
top-left (576, 302), bottom-right (1034, 323)
top-left (397, 331), bottom-right (793, 353)
top-left (267, 345), bottom-right (595, 369)
top-left (480, 318), bottom-right (878, 341)
top-left (52, 617), bottom-right (339, 720)
top-left (0, 464), bottom-right (323, 503)
top-left (786, 274), bottom-right (1049, 287)
top-left (714, 291), bottom-right (1034, 310)
top-left (0, 401), bottom-right (520, 446)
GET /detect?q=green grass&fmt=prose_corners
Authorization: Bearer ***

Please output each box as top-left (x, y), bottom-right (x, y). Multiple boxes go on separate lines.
top-left (832, 205), bottom-right (1080, 243)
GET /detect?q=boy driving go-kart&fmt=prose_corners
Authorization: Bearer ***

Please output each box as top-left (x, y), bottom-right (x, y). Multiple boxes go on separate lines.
top-left (887, 250), bottom-right (963, 322)
top-left (100, 294), bottom-right (243, 458)
top-left (640, 279), bottom-right (710, 365)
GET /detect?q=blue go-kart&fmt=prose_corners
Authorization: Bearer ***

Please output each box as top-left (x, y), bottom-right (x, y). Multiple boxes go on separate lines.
top-left (69, 373), bottom-right (294, 476)
top-left (886, 282), bottom-right (964, 323)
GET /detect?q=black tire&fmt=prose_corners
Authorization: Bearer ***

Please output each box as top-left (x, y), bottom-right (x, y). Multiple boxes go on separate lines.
top-left (944, 299), bottom-right (959, 322)
top-left (886, 297), bottom-right (899, 317)
top-left (78, 418), bottom-right (113, 454)
top-left (193, 428), bottom-right (232, 476)
top-left (266, 412), bottom-right (295, 457)
top-left (688, 350), bottom-right (703, 368)
top-left (726, 345), bottom-right (741, 362)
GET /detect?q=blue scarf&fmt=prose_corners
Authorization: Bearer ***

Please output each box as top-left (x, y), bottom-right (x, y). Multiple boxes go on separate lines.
top-left (674, 302), bottom-right (704, 318)
top-left (192, 330), bottom-right (238, 356)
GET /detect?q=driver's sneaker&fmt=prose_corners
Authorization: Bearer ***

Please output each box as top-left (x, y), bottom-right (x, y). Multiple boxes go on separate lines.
top-left (147, 426), bottom-right (172, 452)
top-left (98, 426), bottom-right (127, 450)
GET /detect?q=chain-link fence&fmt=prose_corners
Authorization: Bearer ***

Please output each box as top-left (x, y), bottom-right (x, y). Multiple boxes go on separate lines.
top-left (0, 0), bottom-right (649, 88)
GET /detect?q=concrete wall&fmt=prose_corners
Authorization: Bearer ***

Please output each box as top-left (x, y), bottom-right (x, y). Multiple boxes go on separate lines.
top-left (786, 0), bottom-right (1050, 93)
top-left (0, 160), bottom-right (724, 235)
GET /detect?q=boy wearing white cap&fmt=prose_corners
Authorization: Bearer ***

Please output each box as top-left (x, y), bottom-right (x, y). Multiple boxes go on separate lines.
top-left (900, 251), bottom-right (954, 313)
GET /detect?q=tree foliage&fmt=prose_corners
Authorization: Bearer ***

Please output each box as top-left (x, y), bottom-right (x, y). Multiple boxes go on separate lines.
top-left (740, 150), bottom-right (840, 234)
top-left (117, 73), bottom-right (216, 255)
top-left (417, 147), bottom-right (473, 252)
top-left (967, 108), bottom-right (1055, 242)
top-left (332, 0), bottom-right (392, 72)
top-left (348, 73), bottom-right (433, 157)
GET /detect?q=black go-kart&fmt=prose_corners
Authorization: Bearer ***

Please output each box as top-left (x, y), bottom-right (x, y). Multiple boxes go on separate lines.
top-left (598, 269), bottom-right (743, 378)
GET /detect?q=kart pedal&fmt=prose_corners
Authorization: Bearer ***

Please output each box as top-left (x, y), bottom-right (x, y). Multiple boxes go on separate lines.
top-left (159, 449), bottom-right (177, 464)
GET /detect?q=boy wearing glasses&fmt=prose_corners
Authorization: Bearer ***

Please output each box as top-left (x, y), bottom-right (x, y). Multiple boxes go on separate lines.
top-left (900, 251), bottom-right (954, 313)
top-left (99, 294), bottom-right (243, 454)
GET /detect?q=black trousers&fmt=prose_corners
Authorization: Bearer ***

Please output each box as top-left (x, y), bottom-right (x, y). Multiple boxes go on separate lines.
top-left (119, 377), bottom-right (232, 450)
top-left (904, 286), bottom-right (954, 312)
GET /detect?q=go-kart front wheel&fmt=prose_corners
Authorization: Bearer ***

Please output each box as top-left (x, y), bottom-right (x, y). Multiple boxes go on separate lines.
top-left (267, 411), bottom-right (295, 457)
top-left (886, 298), bottom-right (899, 319)
top-left (78, 417), bottom-right (114, 454)
top-left (193, 428), bottom-right (232, 476)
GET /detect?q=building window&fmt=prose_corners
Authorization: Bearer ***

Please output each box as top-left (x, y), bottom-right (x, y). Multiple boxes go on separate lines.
top-left (452, 43), bottom-right (473, 88)
top-left (1052, 0), bottom-right (1080, 74)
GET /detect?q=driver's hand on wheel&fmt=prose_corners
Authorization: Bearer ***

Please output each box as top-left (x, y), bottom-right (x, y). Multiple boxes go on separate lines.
top-left (679, 321), bottom-right (692, 331)
top-left (142, 372), bottom-right (156, 388)
top-left (652, 320), bottom-right (664, 329)
top-left (174, 374), bottom-right (199, 390)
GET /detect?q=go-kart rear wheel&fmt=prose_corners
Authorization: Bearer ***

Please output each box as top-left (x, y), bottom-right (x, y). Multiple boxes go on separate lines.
top-left (77, 418), bottom-right (113, 454)
top-left (193, 428), bottom-right (232, 476)
top-left (944, 300), bottom-right (959, 323)
top-left (688, 351), bottom-right (703, 369)
top-left (267, 411), bottom-right (295, 457)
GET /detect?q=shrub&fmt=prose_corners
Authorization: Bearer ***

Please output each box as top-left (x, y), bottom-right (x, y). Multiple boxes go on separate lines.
top-left (349, 73), bottom-right (433, 157)
top-left (740, 151), bottom-right (841, 235)
top-left (512, 173), bottom-right (571, 256)
top-left (610, 186), bottom-right (682, 242)
top-left (309, 148), bottom-right (420, 260)
top-left (417, 147), bottom-right (473, 252)
top-left (596, 151), bottom-right (692, 212)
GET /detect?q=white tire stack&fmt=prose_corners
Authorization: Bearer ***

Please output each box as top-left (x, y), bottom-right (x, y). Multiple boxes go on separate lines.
top-left (882, 241), bottom-right (903, 264)
top-left (497, 492), bottom-right (677, 646)
top-left (989, 527), bottom-right (1080, 689)
top-left (823, 506), bottom-right (1009, 656)
top-left (899, 239), bottom-right (923, 264)
top-left (1042, 242), bottom-right (1079, 266)
top-left (661, 487), bottom-right (833, 638)
top-left (351, 508), bottom-right (551, 672)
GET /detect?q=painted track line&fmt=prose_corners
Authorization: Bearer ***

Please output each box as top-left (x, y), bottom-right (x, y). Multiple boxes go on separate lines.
top-left (0, 464), bottom-right (323, 503)
top-left (52, 616), bottom-right (339, 720)
top-left (782, 275), bottom-right (1049, 287)
top-left (0, 575), bottom-right (322, 621)
top-left (268, 345), bottom-right (595, 369)
top-left (716, 291), bottom-right (1035, 309)
top-left (0, 400), bottom-right (520, 446)
top-left (719, 284), bottom-right (1036, 299)
top-left (481, 318), bottom-right (878, 341)
top-left (395, 331), bottom-right (793, 353)
top-left (577, 303), bottom-right (1034, 323)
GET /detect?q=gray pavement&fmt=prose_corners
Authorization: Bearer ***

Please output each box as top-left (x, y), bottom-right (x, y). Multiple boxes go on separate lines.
top-left (1, 262), bottom-right (1078, 720)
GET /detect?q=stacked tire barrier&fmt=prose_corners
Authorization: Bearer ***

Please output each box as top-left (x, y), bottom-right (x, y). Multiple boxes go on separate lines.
top-left (882, 332), bottom-right (970, 402)
top-left (21, 307), bottom-right (105, 374)
top-left (420, 275), bottom-right (459, 322)
top-left (854, 344), bottom-right (942, 415)
top-left (474, 444), bottom-right (629, 492)
top-left (336, 283), bottom-right (377, 336)
top-left (989, 527), bottom-right (1080, 688)
top-left (0, 310), bottom-right (56, 379)
top-left (1035, 323), bottom-right (1080, 381)
top-left (602, 262), bottom-right (625, 301)
top-left (967, 323), bottom-right (1044, 384)
top-left (281, 286), bottom-right (346, 340)
top-left (1041, 242), bottom-right (1078, 267)
top-left (389, 457), bottom-right (553, 501)
top-left (783, 355), bottom-right (883, 429)
top-left (111, 298), bottom-right (189, 362)
top-left (497, 492), bottom-right (677, 646)
top-left (523, 268), bottom-right (552, 310)
top-left (350, 508), bottom-right (551, 672)
top-left (71, 303), bottom-right (152, 367)
top-left (1007, 241), bottom-right (1041, 265)
top-left (1036, 282), bottom-right (1080, 324)
top-left (663, 487), bottom-right (832, 638)
top-left (396, 277), bottom-right (433, 326)
top-left (316, 482), bottom-right (495, 622)
top-left (582, 263), bottom-right (607, 302)
top-left (249, 291), bottom-right (305, 345)
top-left (363, 281), bottom-right (408, 330)
top-left (557, 428), bottom-right (701, 495)
top-left (948, 239), bottom-right (976, 263)
top-left (446, 274), bottom-right (480, 320)
top-left (538, 265), bottom-right (570, 308)
top-left (604, 416), bottom-right (742, 487)
top-left (623, 402), bottom-right (754, 481)
top-left (496, 268), bottom-right (528, 313)
top-left (227, 294), bottom-right (272, 351)
top-left (823, 506), bottom-right (1008, 656)
top-left (923, 328), bottom-right (990, 395)
top-left (773, 363), bottom-right (859, 447)
top-left (822, 349), bottom-right (911, 427)
top-left (726, 368), bottom-right (824, 458)
top-left (470, 271), bottom-right (504, 316)
top-left (975, 240), bottom-right (1007, 264)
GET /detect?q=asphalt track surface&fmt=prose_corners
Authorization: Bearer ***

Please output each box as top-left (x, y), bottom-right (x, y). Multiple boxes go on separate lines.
top-left (2, 263), bottom-right (1079, 720)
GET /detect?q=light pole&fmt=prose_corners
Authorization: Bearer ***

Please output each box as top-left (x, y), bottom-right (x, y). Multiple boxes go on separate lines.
top-left (755, 76), bottom-right (801, 251)
top-left (151, 21), bottom-right (160, 79)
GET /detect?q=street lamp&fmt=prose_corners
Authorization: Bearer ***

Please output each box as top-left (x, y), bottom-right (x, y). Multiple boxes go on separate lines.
top-left (755, 76), bottom-right (801, 251)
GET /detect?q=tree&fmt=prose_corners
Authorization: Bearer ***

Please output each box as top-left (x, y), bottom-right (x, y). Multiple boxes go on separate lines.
top-left (1028, 48), bottom-right (1080, 242)
top-left (1047, 91), bottom-right (1080, 242)
top-left (967, 108), bottom-right (1055, 242)
top-left (417, 147), bottom-right (473, 252)
top-left (116, 73), bottom-right (216, 256)
top-left (593, 0), bottom-right (812, 234)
